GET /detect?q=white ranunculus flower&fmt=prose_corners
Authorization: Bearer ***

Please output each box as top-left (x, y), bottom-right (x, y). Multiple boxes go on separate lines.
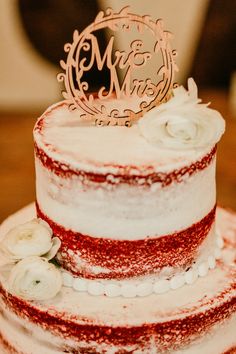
top-left (8, 256), bottom-right (62, 300)
top-left (138, 78), bottom-right (225, 150)
top-left (0, 219), bottom-right (60, 264)
top-left (43, 237), bottom-right (61, 261)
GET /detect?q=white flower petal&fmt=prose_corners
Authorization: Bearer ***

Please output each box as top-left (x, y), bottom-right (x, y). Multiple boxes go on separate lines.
top-left (187, 77), bottom-right (199, 100)
top-left (8, 256), bottom-right (62, 301)
top-left (0, 219), bottom-right (56, 262)
top-left (43, 237), bottom-right (61, 260)
top-left (37, 218), bottom-right (52, 233)
top-left (138, 78), bottom-right (225, 150)
top-left (0, 249), bottom-right (16, 267)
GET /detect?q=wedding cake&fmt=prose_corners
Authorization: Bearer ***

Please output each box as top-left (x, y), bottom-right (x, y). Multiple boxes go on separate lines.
top-left (0, 7), bottom-right (235, 354)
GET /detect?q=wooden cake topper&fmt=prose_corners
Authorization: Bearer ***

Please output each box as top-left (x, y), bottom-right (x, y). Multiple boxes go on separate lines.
top-left (57, 7), bottom-right (178, 126)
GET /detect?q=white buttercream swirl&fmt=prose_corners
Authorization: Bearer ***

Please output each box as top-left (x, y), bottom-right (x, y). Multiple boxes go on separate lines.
top-left (8, 256), bottom-right (62, 300)
top-left (138, 78), bottom-right (225, 150)
top-left (0, 219), bottom-right (60, 265)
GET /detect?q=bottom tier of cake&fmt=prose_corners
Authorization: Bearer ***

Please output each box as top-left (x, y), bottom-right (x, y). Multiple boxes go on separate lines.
top-left (0, 204), bottom-right (235, 354)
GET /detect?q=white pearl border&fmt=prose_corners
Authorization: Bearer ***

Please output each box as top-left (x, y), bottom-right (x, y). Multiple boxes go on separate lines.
top-left (62, 236), bottom-right (224, 298)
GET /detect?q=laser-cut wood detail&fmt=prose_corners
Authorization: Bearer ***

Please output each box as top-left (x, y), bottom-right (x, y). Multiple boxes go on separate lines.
top-left (57, 7), bottom-right (178, 126)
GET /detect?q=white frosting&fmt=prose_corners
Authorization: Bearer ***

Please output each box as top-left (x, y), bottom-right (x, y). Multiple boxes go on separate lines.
top-left (214, 246), bottom-right (222, 259)
top-left (34, 101), bottom-right (215, 174)
top-left (35, 152), bottom-right (217, 279)
top-left (0, 205), bottom-right (235, 354)
top-left (1, 305), bottom-right (235, 354)
top-left (184, 269), bottom-right (198, 285)
top-left (208, 255), bottom-right (216, 269)
top-left (138, 78), bottom-right (225, 150)
top-left (35, 157), bottom-right (216, 239)
top-left (198, 262), bottom-right (208, 277)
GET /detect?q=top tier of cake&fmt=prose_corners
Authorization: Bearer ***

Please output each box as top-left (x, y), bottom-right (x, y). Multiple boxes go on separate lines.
top-left (33, 84), bottom-right (225, 284)
top-left (34, 101), bottom-right (217, 238)
top-left (34, 100), bottom-right (214, 173)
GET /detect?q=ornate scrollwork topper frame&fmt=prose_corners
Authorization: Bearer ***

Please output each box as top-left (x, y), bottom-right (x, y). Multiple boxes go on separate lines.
top-left (57, 6), bottom-right (178, 126)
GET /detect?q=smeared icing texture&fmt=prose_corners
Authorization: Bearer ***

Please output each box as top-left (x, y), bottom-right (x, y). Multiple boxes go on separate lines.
top-left (33, 101), bottom-right (218, 282)
top-left (34, 142), bottom-right (217, 187)
top-left (0, 88), bottom-right (234, 354)
top-left (36, 203), bottom-right (216, 279)
top-left (0, 205), bottom-right (235, 353)
top-left (34, 102), bottom-right (217, 176)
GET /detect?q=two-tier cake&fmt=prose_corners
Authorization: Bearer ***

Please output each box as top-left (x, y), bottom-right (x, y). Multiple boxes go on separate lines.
top-left (0, 7), bottom-right (235, 354)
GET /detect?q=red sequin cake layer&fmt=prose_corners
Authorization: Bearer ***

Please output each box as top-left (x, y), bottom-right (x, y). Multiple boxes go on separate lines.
top-left (0, 206), bottom-right (235, 354)
top-left (33, 102), bottom-right (218, 280)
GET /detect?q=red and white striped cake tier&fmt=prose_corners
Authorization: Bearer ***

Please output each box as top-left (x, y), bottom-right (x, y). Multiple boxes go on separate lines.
top-left (0, 204), bottom-right (235, 353)
top-left (34, 101), bottom-right (218, 282)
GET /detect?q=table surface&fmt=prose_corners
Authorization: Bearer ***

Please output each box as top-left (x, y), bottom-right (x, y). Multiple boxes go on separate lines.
top-left (0, 89), bottom-right (236, 223)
